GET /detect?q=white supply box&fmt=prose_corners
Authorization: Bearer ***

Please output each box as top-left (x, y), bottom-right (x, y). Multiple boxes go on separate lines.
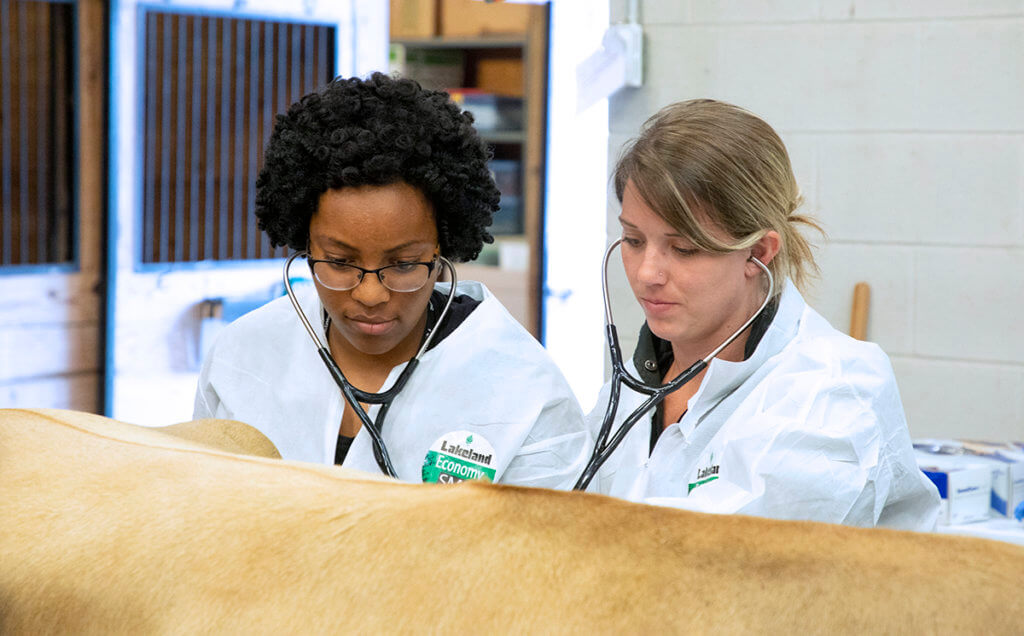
top-left (958, 442), bottom-right (1024, 519)
top-left (915, 450), bottom-right (992, 525)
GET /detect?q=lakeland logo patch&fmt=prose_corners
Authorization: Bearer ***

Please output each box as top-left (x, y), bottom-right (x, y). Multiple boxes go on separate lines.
top-left (688, 452), bottom-right (720, 494)
top-left (422, 431), bottom-right (497, 484)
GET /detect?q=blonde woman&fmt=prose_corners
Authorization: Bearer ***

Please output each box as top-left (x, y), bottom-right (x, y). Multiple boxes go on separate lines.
top-left (587, 99), bottom-right (939, 530)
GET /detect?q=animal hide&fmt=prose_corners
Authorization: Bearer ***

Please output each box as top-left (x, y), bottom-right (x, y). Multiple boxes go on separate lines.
top-left (1, 408), bottom-right (1021, 634)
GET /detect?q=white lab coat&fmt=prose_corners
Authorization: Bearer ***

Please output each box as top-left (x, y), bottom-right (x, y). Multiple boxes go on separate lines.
top-left (195, 281), bottom-right (591, 490)
top-left (586, 280), bottom-right (941, 531)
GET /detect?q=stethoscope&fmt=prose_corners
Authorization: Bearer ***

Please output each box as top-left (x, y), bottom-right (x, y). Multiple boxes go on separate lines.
top-left (572, 239), bottom-right (774, 491)
top-left (283, 250), bottom-right (458, 477)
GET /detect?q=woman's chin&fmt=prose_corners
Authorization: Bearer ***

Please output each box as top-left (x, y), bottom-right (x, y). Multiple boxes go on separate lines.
top-left (339, 330), bottom-right (405, 358)
top-left (644, 316), bottom-right (681, 341)
top-left (647, 321), bottom-right (712, 352)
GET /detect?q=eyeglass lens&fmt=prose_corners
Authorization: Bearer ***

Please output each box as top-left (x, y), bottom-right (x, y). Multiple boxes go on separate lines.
top-left (312, 261), bottom-right (431, 293)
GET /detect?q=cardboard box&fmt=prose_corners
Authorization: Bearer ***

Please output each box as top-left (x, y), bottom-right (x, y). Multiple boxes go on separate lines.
top-left (475, 57), bottom-right (524, 97)
top-left (916, 439), bottom-right (1024, 520)
top-left (440, 0), bottom-right (532, 37)
top-left (921, 467), bottom-right (993, 526)
top-left (390, 45), bottom-right (465, 91)
top-left (448, 89), bottom-right (523, 131)
top-left (915, 452), bottom-right (992, 525)
top-left (960, 439), bottom-right (1024, 455)
top-left (960, 444), bottom-right (1024, 519)
top-left (390, 0), bottom-right (439, 39)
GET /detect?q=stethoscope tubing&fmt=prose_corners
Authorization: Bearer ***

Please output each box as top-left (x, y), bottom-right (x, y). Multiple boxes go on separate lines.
top-left (573, 239), bottom-right (774, 491)
top-left (283, 250), bottom-right (458, 477)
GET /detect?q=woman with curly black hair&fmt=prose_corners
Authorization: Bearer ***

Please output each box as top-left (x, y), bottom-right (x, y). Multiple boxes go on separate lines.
top-left (193, 73), bottom-right (590, 489)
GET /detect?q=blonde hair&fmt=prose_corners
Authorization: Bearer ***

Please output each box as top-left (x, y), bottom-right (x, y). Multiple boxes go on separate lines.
top-left (613, 99), bottom-right (823, 295)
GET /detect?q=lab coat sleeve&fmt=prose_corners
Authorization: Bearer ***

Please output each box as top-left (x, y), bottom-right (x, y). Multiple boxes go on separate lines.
top-left (499, 395), bottom-right (593, 491)
top-left (192, 348), bottom-right (221, 420)
top-left (647, 384), bottom-right (891, 526)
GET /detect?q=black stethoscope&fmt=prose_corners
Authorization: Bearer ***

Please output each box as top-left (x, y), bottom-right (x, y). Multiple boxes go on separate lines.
top-left (572, 239), bottom-right (775, 491)
top-left (283, 250), bottom-right (458, 477)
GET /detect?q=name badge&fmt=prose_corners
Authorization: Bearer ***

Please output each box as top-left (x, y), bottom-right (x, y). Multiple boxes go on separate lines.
top-left (422, 431), bottom-right (497, 484)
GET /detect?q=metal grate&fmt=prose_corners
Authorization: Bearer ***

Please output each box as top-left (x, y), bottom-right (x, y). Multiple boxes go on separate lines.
top-left (0, 0), bottom-right (75, 267)
top-left (141, 11), bottom-right (335, 263)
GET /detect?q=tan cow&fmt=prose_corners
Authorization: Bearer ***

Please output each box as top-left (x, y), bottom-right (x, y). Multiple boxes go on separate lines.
top-left (1, 408), bottom-right (1022, 634)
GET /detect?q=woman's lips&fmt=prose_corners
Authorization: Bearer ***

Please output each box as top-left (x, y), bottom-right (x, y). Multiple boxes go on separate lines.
top-left (640, 298), bottom-right (678, 317)
top-left (347, 316), bottom-right (398, 336)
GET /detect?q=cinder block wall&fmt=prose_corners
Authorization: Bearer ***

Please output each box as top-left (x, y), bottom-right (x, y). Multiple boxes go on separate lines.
top-left (606, 1), bottom-right (1024, 439)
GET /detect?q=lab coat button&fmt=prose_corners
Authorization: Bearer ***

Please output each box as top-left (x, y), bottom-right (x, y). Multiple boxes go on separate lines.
top-left (644, 360), bottom-right (657, 371)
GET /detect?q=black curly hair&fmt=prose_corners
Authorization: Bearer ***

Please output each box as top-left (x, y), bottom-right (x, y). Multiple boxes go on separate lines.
top-left (255, 72), bottom-right (499, 262)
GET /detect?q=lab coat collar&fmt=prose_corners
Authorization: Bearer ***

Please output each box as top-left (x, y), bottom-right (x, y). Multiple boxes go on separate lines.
top-left (301, 280), bottom-right (499, 463)
top-left (305, 280), bottom-right (497, 396)
top-left (685, 280), bottom-right (805, 422)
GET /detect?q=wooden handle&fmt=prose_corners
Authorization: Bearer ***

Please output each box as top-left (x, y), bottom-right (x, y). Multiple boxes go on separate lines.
top-left (849, 282), bottom-right (871, 341)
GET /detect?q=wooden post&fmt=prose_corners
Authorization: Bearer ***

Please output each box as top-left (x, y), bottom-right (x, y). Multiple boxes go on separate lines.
top-left (849, 282), bottom-right (870, 341)
top-left (78, 0), bottom-right (105, 276)
top-left (523, 4), bottom-right (547, 339)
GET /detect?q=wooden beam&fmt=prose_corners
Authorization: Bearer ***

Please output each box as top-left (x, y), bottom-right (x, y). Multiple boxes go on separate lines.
top-left (522, 4), bottom-right (547, 339)
top-left (77, 0), bottom-right (107, 412)
top-left (849, 282), bottom-right (870, 341)
top-left (77, 0), bottom-right (105, 276)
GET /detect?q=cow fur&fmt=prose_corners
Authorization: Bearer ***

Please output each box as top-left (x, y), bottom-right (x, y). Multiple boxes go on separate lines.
top-left (1, 408), bottom-right (1021, 634)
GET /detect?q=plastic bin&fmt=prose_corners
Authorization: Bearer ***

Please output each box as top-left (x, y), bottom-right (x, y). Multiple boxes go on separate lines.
top-left (488, 159), bottom-right (523, 235)
top-left (449, 89), bottom-right (523, 132)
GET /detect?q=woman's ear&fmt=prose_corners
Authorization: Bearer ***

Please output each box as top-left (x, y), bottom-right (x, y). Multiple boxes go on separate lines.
top-left (433, 250), bottom-right (447, 283)
top-left (748, 230), bottom-right (781, 271)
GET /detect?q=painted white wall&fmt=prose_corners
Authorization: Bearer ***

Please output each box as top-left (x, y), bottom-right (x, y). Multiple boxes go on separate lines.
top-left (543, 0), bottom-right (611, 410)
top-left (0, 273), bottom-right (102, 410)
top-left (597, 0), bottom-right (1024, 440)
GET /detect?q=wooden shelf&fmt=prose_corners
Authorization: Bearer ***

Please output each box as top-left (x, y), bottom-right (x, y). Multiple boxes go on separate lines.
top-left (479, 130), bottom-right (526, 144)
top-left (390, 6), bottom-right (548, 337)
top-left (392, 36), bottom-right (526, 49)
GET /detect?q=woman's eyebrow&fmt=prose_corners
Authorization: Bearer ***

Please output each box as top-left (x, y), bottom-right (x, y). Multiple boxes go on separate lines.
top-left (383, 240), bottom-right (435, 253)
top-left (318, 237), bottom-right (433, 254)
top-left (618, 216), bottom-right (686, 239)
top-left (319, 236), bottom-right (358, 251)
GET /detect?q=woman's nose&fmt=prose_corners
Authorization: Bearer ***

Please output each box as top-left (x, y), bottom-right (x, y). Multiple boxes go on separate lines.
top-left (635, 248), bottom-right (666, 285)
top-left (349, 273), bottom-right (390, 306)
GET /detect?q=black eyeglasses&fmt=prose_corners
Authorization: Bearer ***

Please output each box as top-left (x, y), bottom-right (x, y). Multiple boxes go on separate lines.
top-left (306, 253), bottom-right (438, 293)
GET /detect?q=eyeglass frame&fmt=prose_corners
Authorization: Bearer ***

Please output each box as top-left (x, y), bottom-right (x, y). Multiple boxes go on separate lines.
top-left (304, 251), bottom-right (440, 293)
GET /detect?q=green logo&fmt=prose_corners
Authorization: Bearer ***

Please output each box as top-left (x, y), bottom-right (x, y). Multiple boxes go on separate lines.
top-left (422, 431), bottom-right (496, 485)
top-left (688, 455), bottom-right (720, 494)
top-left (422, 451), bottom-right (496, 484)
top-left (687, 475), bottom-right (718, 494)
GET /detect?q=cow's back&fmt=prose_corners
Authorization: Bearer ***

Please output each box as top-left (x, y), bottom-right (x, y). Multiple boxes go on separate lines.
top-left (1, 408), bottom-right (1021, 634)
